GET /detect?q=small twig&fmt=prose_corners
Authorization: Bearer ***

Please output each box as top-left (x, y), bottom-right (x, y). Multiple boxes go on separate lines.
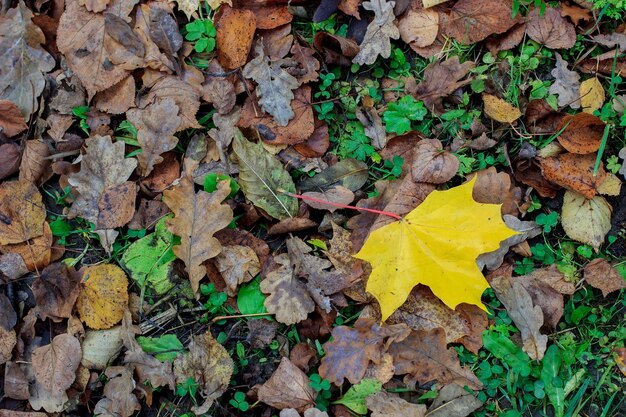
top-left (211, 312), bottom-right (272, 323)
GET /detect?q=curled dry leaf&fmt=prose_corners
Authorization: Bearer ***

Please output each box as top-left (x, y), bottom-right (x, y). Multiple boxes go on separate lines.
top-left (526, 7), bottom-right (576, 49)
top-left (215, 6), bottom-right (257, 70)
top-left (411, 139), bottom-right (459, 184)
top-left (444, 0), bottom-right (520, 44)
top-left (127, 98), bottom-right (181, 176)
top-left (76, 264), bottom-right (129, 329)
top-left (540, 153), bottom-right (606, 199)
top-left (580, 78), bottom-right (605, 114)
top-left (0, 1), bottom-right (55, 119)
top-left (32, 334), bottom-right (81, 396)
top-left (94, 366), bottom-right (141, 417)
top-left (398, 9), bottom-right (439, 48)
top-left (389, 328), bottom-right (483, 390)
top-left (0, 180), bottom-right (46, 245)
top-left (32, 263), bottom-right (81, 322)
top-left (258, 357), bottom-right (316, 411)
top-left (562, 191), bottom-right (611, 251)
top-left (583, 258), bottom-right (626, 297)
top-left (482, 94), bottom-right (522, 123)
top-left (491, 274), bottom-right (548, 360)
top-left (164, 178), bottom-right (233, 294)
top-left (356, 107), bottom-right (386, 150)
top-left (549, 53), bottom-right (581, 109)
top-left (557, 113), bottom-right (604, 154)
top-left (413, 57), bottom-right (475, 114)
top-left (319, 318), bottom-right (410, 385)
top-left (353, 0), bottom-right (399, 66)
top-left (477, 215), bottom-right (542, 270)
top-left (173, 331), bottom-right (234, 415)
top-left (0, 100), bottom-right (28, 136)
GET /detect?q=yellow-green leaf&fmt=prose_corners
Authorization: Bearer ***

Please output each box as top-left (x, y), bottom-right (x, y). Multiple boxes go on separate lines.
top-left (354, 177), bottom-right (517, 321)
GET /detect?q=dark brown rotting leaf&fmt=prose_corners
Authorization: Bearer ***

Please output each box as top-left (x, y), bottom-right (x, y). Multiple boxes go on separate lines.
top-left (540, 153), bottom-right (607, 199)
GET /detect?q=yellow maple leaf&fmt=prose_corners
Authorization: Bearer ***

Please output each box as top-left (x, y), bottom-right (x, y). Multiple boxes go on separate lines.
top-left (354, 178), bottom-right (517, 321)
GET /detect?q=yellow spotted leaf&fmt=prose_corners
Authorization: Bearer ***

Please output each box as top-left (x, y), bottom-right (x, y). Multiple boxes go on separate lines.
top-left (76, 264), bottom-right (129, 329)
top-left (354, 177), bottom-right (517, 321)
top-left (482, 94), bottom-right (522, 123)
top-left (580, 78), bottom-right (605, 114)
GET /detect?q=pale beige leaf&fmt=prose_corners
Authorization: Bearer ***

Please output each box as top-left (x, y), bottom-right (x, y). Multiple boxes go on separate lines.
top-left (258, 357), bottom-right (316, 411)
top-left (549, 53), bottom-right (580, 108)
top-left (426, 384), bottom-right (483, 417)
top-left (398, 9), bottom-right (438, 48)
top-left (584, 258), bottom-right (626, 297)
top-left (561, 191), bottom-right (611, 251)
top-left (32, 334), bottom-right (81, 396)
top-left (174, 0), bottom-right (198, 20)
top-left (367, 391), bottom-right (426, 417)
top-left (353, 0), bottom-right (400, 65)
top-left (81, 327), bottom-right (123, 370)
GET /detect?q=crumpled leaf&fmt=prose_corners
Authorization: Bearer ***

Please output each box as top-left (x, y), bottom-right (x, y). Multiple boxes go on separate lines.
top-left (355, 178), bottom-right (517, 321)
top-left (127, 98), bottom-right (181, 176)
top-left (389, 328), bottom-right (483, 390)
top-left (444, 0), bottom-right (520, 44)
top-left (32, 263), bottom-right (81, 322)
top-left (76, 264), bottom-right (129, 330)
top-left (0, 1), bottom-right (55, 119)
top-left (367, 391), bottom-right (426, 417)
top-left (580, 78), bottom-right (605, 114)
top-left (215, 245), bottom-right (260, 296)
top-left (121, 217), bottom-right (177, 295)
top-left (556, 113), bottom-right (604, 154)
top-left (0, 180), bottom-right (46, 245)
top-left (243, 42), bottom-right (299, 126)
top-left (258, 357), bottom-right (316, 411)
top-left (549, 53), bottom-right (581, 109)
top-left (164, 177), bottom-right (233, 294)
top-left (319, 318), bottom-right (410, 385)
top-left (562, 191), bottom-right (611, 251)
top-left (491, 274), bottom-right (548, 360)
top-left (0, 100), bottom-right (28, 136)
top-left (584, 258), bottom-right (626, 297)
top-left (173, 331), bottom-right (233, 415)
top-left (353, 0), bottom-right (399, 66)
top-left (232, 129), bottom-right (298, 220)
top-left (526, 7), bottom-right (576, 49)
top-left (94, 366), bottom-right (141, 417)
top-left (413, 57), bottom-right (475, 114)
top-left (32, 334), bottom-right (81, 396)
top-left (483, 94), bottom-right (522, 123)
top-left (426, 383), bottom-right (483, 417)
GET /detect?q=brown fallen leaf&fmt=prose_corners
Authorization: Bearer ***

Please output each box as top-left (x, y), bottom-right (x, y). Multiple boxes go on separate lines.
top-left (339, 0), bottom-right (361, 18)
top-left (32, 334), bottom-right (81, 396)
top-left (258, 357), bottom-right (316, 411)
top-left (540, 153), bottom-right (606, 199)
top-left (444, 0), bottom-right (520, 44)
top-left (289, 43), bottom-right (320, 84)
top-left (549, 53), bottom-right (581, 109)
top-left (32, 263), bottom-right (81, 322)
top-left (584, 258), bottom-right (626, 297)
top-left (615, 347), bottom-right (626, 377)
top-left (0, 143), bottom-right (21, 180)
top-left (94, 76), bottom-right (136, 115)
top-left (0, 100), bottom-right (28, 136)
top-left (526, 7), bottom-right (576, 49)
top-left (319, 317), bottom-right (410, 385)
top-left (561, 191), bottom-right (611, 251)
top-left (426, 383), bottom-right (483, 417)
top-left (4, 361), bottom-right (30, 399)
top-left (215, 6), bottom-right (257, 70)
top-left (214, 245), bottom-right (261, 296)
top-left (0, 222), bottom-right (52, 272)
top-left (94, 366), bottom-right (141, 417)
top-left (0, 180), bottom-right (46, 245)
top-left (398, 8), bottom-right (439, 48)
top-left (0, 327), bottom-right (16, 365)
top-left (367, 391), bottom-right (426, 417)
top-left (76, 264), bottom-right (129, 330)
top-left (356, 107), bottom-right (387, 150)
top-left (235, 2), bottom-right (292, 29)
top-left (560, 3), bottom-right (592, 25)
top-left (164, 178), bottom-right (233, 294)
top-left (314, 32), bottom-right (360, 67)
top-left (557, 113), bottom-right (604, 154)
top-left (389, 328), bottom-right (483, 390)
top-left (353, 0), bottom-right (399, 65)
top-left (302, 186), bottom-right (355, 212)
top-left (173, 331), bottom-right (234, 415)
top-left (485, 23), bottom-right (526, 56)
top-left (127, 98), bottom-right (181, 176)
top-left (413, 57), bottom-right (475, 114)
top-left (19, 139), bottom-right (51, 186)
top-left (0, 293), bottom-right (16, 330)
top-left (412, 139), bottom-right (459, 184)
top-left (514, 272), bottom-right (565, 329)
top-left (491, 274), bottom-right (548, 360)
top-left (202, 60), bottom-right (236, 115)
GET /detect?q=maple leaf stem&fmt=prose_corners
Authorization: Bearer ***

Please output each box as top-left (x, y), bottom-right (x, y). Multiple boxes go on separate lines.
top-left (279, 190), bottom-right (402, 220)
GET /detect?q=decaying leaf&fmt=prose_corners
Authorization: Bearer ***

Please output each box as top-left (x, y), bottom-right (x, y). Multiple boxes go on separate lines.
top-left (389, 328), bottom-right (483, 390)
top-left (0, 1), bottom-right (55, 119)
top-left (426, 384), bottom-right (483, 417)
top-left (76, 264), bottom-right (129, 329)
top-left (94, 366), bottom-right (141, 417)
top-left (540, 153), bottom-right (606, 199)
top-left (0, 100), bottom-right (28, 136)
top-left (215, 6), bottom-right (257, 70)
top-left (580, 78), bottom-right (605, 114)
top-left (398, 9), bottom-right (438, 48)
top-left (584, 258), bottom-right (626, 297)
top-left (232, 130), bottom-right (298, 220)
top-left (353, 0), bottom-right (400, 66)
top-left (366, 391), bottom-right (426, 417)
top-left (444, 0), bottom-right (520, 44)
top-left (561, 191), bottom-right (611, 251)
top-left (0, 180), bottom-right (46, 245)
top-left (258, 357), bottom-right (316, 411)
top-left (483, 94), bottom-right (522, 123)
top-left (173, 331), bottom-right (233, 415)
top-left (491, 274), bottom-right (548, 360)
top-left (243, 42), bottom-right (299, 126)
top-left (557, 113), bottom-right (604, 154)
top-left (355, 178), bottom-right (517, 320)
top-left (526, 7), bottom-right (576, 49)
top-left (215, 245), bottom-right (261, 296)
top-left (301, 186), bottom-right (355, 212)
top-left (32, 263), bottom-right (81, 322)
top-left (411, 139), bottom-right (459, 184)
top-left (298, 158), bottom-right (369, 192)
top-left (164, 177), bottom-right (233, 294)
top-left (413, 57), bottom-right (475, 114)
top-left (289, 43), bottom-right (320, 84)
top-left (32, 334), bottom-right (81, 396)
top-left (549, 53), bottom-right (581, 109)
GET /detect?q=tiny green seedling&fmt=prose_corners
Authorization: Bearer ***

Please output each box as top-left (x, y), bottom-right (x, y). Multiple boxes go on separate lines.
top-left (229, 391), bottom-right (250, 411)
top-left (185, 18), bottom-right (216, 53)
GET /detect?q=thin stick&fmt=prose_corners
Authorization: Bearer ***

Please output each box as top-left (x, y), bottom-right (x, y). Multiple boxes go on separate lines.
top-left (211, 312), bottom-right (272, 322)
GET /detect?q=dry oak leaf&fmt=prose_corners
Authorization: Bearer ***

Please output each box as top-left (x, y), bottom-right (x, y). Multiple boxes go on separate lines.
top-left (560, 3), bottom-right (592, 25)
top-left (366, 391), bottom-right (426, 417)
top-left (32, 263), bottom-right (81, 322)
top-left (76, 264), bottom-right (129, 329)
top-left (127, 98), bottom-right (181, 176)
top-left (444, 0), bottom-right (520, 44)
top-left (540, 153), bottom-right (606, 199)
top-left (580, 78), bottom-right (605, 114)
top-left (215, 6), bottom-right (257, 70)
top-left (0, 1), bottom-right (55, 120)
top-left (584, 258), bottom-right (626, 297)
top-left (289, 43), bottom-right (321, 84)
top-left (389, 328), bottom-right (483, 390)
top-left (557, 113), bottom-right (604, 154)
top-left (243, 42), bottom-right (299, 127)
top-left (0, 100), bottom-right (27, 136)
top-left (164, 177), bottom-right (233, 294)
top-left (57, 0), bottom-right (130, 99)
top-left (258, 357), bottom-right (316, 411)
top-left (173, 331), bottom-right (233, 415)
top-left (174, 0), bottom-right (198, 20)
top-left (318, 318), bottom-right (410, 386)
top-left (94, 366), bottom-right (141, 417)
top-left (491, 274), bottom-right (548, 360)
top-left (214, 245), bottom-right (261, 296)
top-left (549, 53), bottom-right (581, 109)
top-left (353, 0), bottom-right (400, 66)
top-left (202, 60), bottom-right (236, 115)
top-left (411, 139), bottom-right (459, 184)
top-left (260, 253), bottom-right (315, 325)
top-left (31, 334), bottom-right (82, 396)
top-left (0, 180), bottom-right (46, 245)
top-left (562, 191), bottom-right (611, 251)
top-left (398, 9), bottom-right (439, 48)
top-left (483, 94), bottom-right (522, 123)
top-left (355, 178), bottom-right (517, 321)
top-left (355, 107), bottom-right (386, 150)
top-left (526, 7), bottom-right (576, 49)
top-left (413, 56), bottom-right (475, 114)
